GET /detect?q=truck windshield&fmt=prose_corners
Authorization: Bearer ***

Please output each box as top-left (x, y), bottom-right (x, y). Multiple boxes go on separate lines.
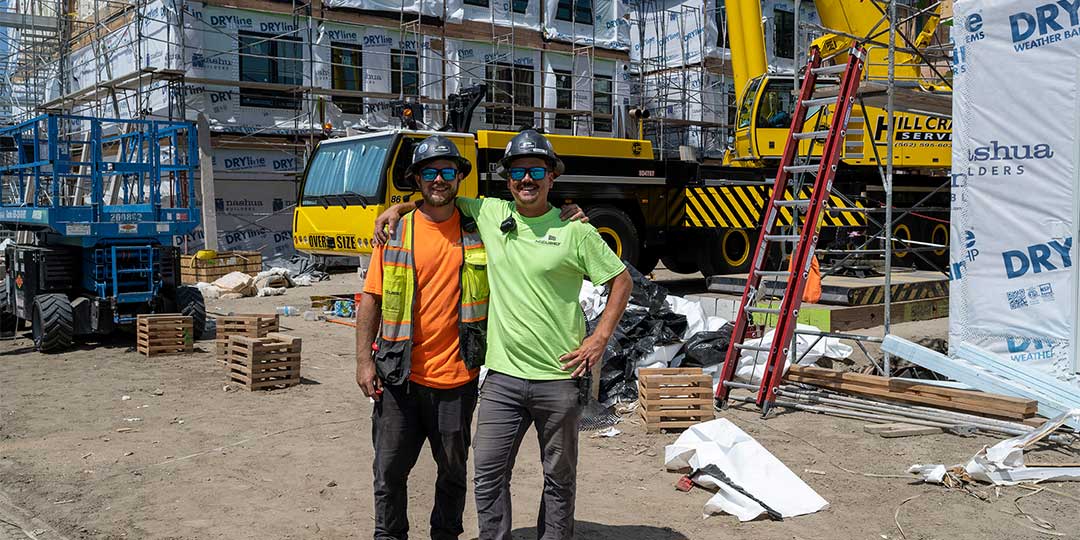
top-left (301, 135), bottom-right (393, 206)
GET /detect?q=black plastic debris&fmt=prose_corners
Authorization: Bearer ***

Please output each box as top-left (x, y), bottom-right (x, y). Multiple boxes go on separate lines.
top-left (588, 263), bottom-right (689, 407)
top-left (678, 323), bottom-right (734, 368)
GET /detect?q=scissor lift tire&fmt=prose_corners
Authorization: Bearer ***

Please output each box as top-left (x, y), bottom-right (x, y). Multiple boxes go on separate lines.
top-left (32, 293), bottom-right (74, 353)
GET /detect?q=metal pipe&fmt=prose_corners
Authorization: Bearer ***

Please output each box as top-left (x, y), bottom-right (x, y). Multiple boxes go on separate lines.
top-left (882, 0), bottom-right (898, 377)
top-left (778, 387), bottom-right (1038, 434)
top-left (730, 393), bottom-right (1072, 443)
top-left (793, 387), bottom-right (1038, 431)
top-left (731, 394), bottom-right (962, 429)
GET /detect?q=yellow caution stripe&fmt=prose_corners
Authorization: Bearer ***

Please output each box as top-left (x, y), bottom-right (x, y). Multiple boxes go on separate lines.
top-left (682, 187), bottom-right (866, 228)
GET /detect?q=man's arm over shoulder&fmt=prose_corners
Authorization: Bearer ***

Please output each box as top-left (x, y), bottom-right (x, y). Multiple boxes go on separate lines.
top-left (455, 196), bottom-right (486, 218)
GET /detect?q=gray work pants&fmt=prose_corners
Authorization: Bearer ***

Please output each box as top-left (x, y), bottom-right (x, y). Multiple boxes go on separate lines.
top-left (473, 370), bottom-right (583, 540)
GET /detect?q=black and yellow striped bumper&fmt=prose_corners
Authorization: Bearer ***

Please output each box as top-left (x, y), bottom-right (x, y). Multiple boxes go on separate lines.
top-left (682, 186), bottom-right (866, 228)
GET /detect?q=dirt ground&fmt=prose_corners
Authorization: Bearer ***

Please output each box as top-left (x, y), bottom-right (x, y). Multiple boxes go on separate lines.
top-left (3, 269), bottom-right (1080, 540)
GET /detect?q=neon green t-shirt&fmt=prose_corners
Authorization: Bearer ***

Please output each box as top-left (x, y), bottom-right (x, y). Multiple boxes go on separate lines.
top-left (457, 197), bottom-right (626, 380)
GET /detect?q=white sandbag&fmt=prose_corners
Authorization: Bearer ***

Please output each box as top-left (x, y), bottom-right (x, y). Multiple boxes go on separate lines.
top-left (665, 418), bottom-right (828, 520)
top-left (194, 281), bottom-right (221, 300)
top-left (634, 343), bottom-right (684, 377)
top-left (734, 324), bottom-right (853, 384)
top-left (256, 286), bottom-right (288, 297)
top-left (579, 279), bottom-right (607, 320)
top-left (212, 271), bottom-right (256, 297)
top-left (665, 295), bottom-right (706, 339)
top-left (705, 316), bottom-right (728, 331)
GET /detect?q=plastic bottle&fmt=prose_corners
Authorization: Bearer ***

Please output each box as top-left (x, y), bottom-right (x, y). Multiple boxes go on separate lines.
top-left (276, 305), bottom-right (299, 317)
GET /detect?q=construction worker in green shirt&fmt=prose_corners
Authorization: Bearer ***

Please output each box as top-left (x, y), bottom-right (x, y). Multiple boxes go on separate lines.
top-left (375, 129), bottom-right (632, 539)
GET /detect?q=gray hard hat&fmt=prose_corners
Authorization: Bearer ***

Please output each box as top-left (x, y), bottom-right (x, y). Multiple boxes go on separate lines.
top-left (496, 129), bottom-right (565, 179)
top-left (404, 135), bottom-right (472, 178)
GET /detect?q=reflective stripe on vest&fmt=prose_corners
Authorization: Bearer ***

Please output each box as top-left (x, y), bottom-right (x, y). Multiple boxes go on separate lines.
top-left (380, 214), bottom-right (415, 343)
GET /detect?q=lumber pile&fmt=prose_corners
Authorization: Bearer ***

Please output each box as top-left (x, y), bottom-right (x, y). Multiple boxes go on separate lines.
top-left (638, 368), bottom-right (714, 433)
top-left (224, 333), bottom-right (302, 391)
top-left (785, 365), bottom-right (1037, 420)
top-left (884, 335), bottom-right (1080, 430)
top-left (136, 314), bottom-right (194, 357)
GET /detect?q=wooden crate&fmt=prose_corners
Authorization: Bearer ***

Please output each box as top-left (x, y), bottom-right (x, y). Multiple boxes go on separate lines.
top-left (180, 251), bottom-right (263, 284)
top-left (137, 314), bottom-right (194, 357)
top-left (638, 368), bottom-right (714, 433)
top-left (225, 333), bottom-right (301, 391)
top-left (215, 314), bottom-right (280, 359)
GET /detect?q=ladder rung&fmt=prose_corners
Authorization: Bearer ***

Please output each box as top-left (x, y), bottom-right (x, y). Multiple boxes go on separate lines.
top-left (793, 130), bottom-right (829, 140)
top-left (736, 343), bottom-right (771, 353)
top-left (802, 97), bottom-right (834, 107)
top-left (812, 64), bottom-right (848, 75)
top-left (764, 234), bottom-right (800, 243)
top-left (756, 270), bottom-right (791, 278)
top-left (784, 164), bottom-right (818, 174)
top-left (747, 307), bottom-right (782, 315)
top-left (844, 129), bottom-right (864, 136)
top-left (845, 154), bottom-right (864, 159)
top-left (774, 199), bottom-right (812, 208)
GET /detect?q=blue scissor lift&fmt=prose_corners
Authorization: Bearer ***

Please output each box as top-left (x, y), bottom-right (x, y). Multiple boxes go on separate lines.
top-left (0, 114), bottom-right (207, 351)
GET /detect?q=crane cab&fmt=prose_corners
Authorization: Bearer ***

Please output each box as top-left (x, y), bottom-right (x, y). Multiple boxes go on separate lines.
top-left (730, 74), bottom-right (950, 170)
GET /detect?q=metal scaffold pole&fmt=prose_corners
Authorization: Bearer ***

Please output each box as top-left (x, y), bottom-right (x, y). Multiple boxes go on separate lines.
top-left (883, 0), bottom-right (897, 377)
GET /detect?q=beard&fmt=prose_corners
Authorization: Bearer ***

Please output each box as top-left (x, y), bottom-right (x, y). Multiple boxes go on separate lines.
top-left (421, 183), bottom-right (458, 207)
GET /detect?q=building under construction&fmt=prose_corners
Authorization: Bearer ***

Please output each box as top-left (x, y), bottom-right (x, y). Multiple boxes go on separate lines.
top-left (1, 0), bottom-right (823, 257)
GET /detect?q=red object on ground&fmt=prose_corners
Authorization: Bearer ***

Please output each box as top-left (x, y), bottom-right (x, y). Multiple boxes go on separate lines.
top-left (675, 475), bottom-right (694, 492)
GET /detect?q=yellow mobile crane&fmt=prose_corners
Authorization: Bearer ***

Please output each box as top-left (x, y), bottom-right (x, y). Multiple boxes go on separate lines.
top-left (293, 2), bottom-right (951, 276)
top-left (677, 0), bottom-right (952, 273)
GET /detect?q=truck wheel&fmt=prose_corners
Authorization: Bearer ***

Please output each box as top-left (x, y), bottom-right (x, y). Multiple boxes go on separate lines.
top-left (661, 253), bottom-right (699, 274)
top-left (176, 285), bottom-right (208, 340)
top-left (915, 221), bottom-right (949, 271)
top-left (587, 206), bottom-right (641, 268)
top-left (636, 247), bottom-right (660, 275)
top-left (698, 229), bottom-right (753, 276)
top-left (32, 294), bottom-right (74, 352)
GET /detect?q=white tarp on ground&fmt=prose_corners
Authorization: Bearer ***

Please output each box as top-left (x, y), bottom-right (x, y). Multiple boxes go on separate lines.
top-left (949, 0), bottom-right (1080, 380)
top-left (910, 409), bottom-right (1080, 486)
top-left (665, 418), bottom-right (829, 520)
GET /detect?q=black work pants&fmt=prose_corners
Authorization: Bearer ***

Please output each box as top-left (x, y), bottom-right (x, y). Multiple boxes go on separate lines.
top-left (372, 378), bottom-right (479, 540)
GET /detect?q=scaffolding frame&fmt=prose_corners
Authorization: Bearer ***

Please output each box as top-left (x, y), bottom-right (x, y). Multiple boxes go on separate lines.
top-left (736, 0), bottom-right (954, 383)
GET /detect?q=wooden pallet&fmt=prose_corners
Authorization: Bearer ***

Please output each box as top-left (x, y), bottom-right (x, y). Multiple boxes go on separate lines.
top-left (215, 314), bottom-right (280, 358)
top-left (638, 368), bottom-right (714, 433)
top-left (136, 314), bottom-right (194, 357)
top-left (225, 332), bottom-right (301, 391)
top-left (180, 251), bottom-right (262, 284)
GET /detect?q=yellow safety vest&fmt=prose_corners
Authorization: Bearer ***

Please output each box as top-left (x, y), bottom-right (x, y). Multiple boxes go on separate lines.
top-left (375, 210), bottom-right (489, 385)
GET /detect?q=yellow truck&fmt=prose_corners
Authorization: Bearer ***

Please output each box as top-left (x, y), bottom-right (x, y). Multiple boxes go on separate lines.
top-left (293, 1), bottom-right (952, 275)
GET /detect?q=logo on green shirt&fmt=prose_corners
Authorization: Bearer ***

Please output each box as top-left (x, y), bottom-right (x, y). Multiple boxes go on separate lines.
top-left (535, 234), bottom-right (561, 246)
